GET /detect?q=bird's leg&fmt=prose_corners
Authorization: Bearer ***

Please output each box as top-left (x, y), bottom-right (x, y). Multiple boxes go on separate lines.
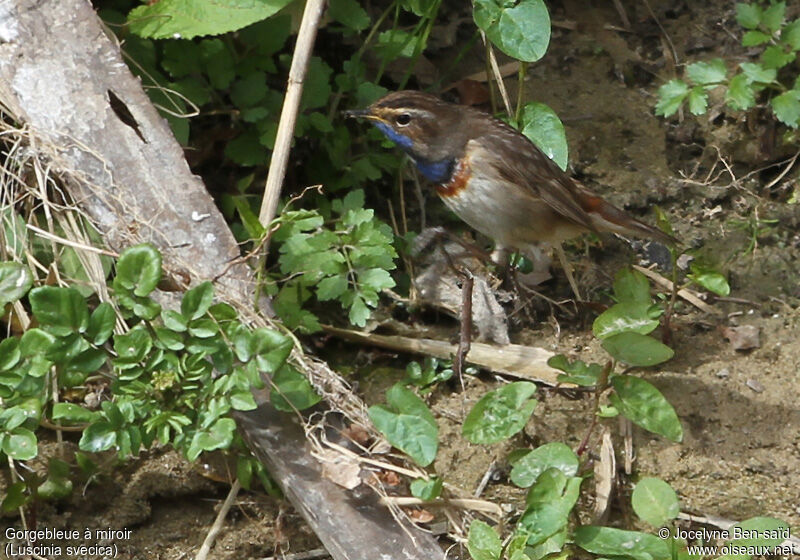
top-left (452, 268), bottom-right (473, 389)
top-left (555, 243), bottom-right (583, 302)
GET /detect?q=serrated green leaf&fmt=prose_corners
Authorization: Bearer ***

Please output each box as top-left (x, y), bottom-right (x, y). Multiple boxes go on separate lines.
top-left (602, 331), bottom-right (673, 366)
top-left (29, 286), bottom-right (89, 336)
top-left (761, 45), bottom-right (796, 70)
top-left (474, 0), bottom-right (551, 62)
top-left (358, 268), bottom-right (395, 292)
top-left (726, 73), bottom-right (757, 110)
top-left (781, 18), bottom-right (800, 49)
top-left (739, 62), bottom-right (777, 83)
top-left (329, 0), bottom-right (370, 31)
top-left (736, 3), bottom-right (762, 29)
top-left (462, 382), bottom-right (537, 444)
top-left (761, 2), bottom-right (785, 33)
top-left (685, 59), bottom-right (727, 85)
top-left (0, 261), bottom-right (32, 306)
top-left (687, 86), bottom-right (709, 115)
top-left (771, 90), bottom-right (800, 128)
top-left (510, 442), bottom-right (579, 488)
top-left (632, 477), bottom-right (680, 527)
top-left (520, 102), bottom-right (568, 170)
top-left (231, 71), bottom-right (268, 108)
top-left (655, 79), bottom-right (690, 116)
top-left (610, 375), bottom-right (683, 442)
top-left (742, 29), bottom-right (771, 46)
top-left (348, 295), bottom-right (371, 327)
top-left (128, 0), bottom-right (295, 40)
top-left (316, 274), bottom-right (348, 301)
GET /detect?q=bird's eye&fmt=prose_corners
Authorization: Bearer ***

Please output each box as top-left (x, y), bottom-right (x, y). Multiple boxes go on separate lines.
top-left (396, 113), bottom-right (412, 126)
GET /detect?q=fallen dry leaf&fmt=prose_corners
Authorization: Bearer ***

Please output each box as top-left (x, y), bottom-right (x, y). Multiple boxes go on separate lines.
top-left (406, 508), bottom-right (435, 523)
top-left (319, 449), bottom-right (362, 490)
top-left (721, 325), bottom-right (761, 351)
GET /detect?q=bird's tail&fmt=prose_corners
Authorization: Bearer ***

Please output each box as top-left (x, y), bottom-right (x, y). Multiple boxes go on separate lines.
top-left (577, 191), bottom-right (678, 246)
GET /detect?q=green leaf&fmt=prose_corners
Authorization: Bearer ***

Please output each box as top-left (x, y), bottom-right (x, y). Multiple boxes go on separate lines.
top-left (128, 0), bottom-right (295, 40)
top-left (181, 281), bottom-right (214, 320)
top-left (410, 476), bottom-right (443, 501)
top-left (687, 86), bottom-right (709, 115)
top-left (251, 327), bottom-right (293, 373)
top-left (520, 102), bottom-right (568, 170)
top-left (574, 526), bottom-right (671, 560)
top-left (610, 375), bottom-right (683, 442)
top-left (726, 73), bottom-right (757, 110)
top-left (358, 267), bottom-right (395, 292)
top-left (329, 0), bottom-right (370, 31)
top-left (115, 244), bottom-right (162, 296)
top-left (632, 477), bottom-right (680, 527)
top-left (593, 302), bottom-right (661, 340)
top-left (188, 317), bottom-right (219, 338)
top-left (38, 458), bottom-right (73, 500)
top-left (602, 332), bottom-right (674, 367)
top-left (375, 29), bottom-right (420, 59)
top-left (52, 403), bottom-right (98, 424)
top-left (316, 274), bottom-right (348, 301)
top-left (781, 18), bottom-right (800, 49)
top-left (687, 263), bottom-right (731, 296)
top-left (761, 2), bottom-right (785, 33)
top-left (467, 520), bottom-right (503, 560)
top-left (162, 309), bottom-right (189, 332)
top-left (742, 30), bottom-right (771, 46)
top-left (761, 45), bottom-right (796, 69)
top-left (518, 470), bottom-right (581, 545)
top-left (0, 338), bottom-right (21, 371)
top-left (735, 3), bottom-right (762, 29)
top-left (473, 0), bottom-right (551, 62)
top-left (1, 481), bottom-right (29, 512)
top-left (771, 90), bottom-right (800, 128)
top-left (86, 303), bottom-right (116, 345)
top-left (114, 327), bottom-right (153, 362)
top-left (2, 427), bottom-right (37, 460)
top-left (655, 79), bottom-right (690, 116)
top-left (230, 391), bottom-right (257, 411)
top-left (614, 267), bottom-right (652, 304)
top-left (739, 62), bottom-right (777, 84)
top-left (270, 365), bottom-right (322, 411)
top-left (462, 382), bottom-right (537, 444)
top-left (230, 71), bottom-right (268, 108)
top-left (348, 295), bottom-right (371, 327)
top-left (368, 384), bottom-right (438, 466)
top-left (547, 355), bottom-right (603, 387)
top-left (510, 442), bottom-right (579, 488)
top-left (0, 261), bottom-right (32, 306)
top-left (29, 286), bottom-right (89, 336)
top-left (186, 418), bottom-right (236, 461)
top-left (685, 59), bottom-right (727, 85)
top-left (720, 517), bottom-right (790, 560)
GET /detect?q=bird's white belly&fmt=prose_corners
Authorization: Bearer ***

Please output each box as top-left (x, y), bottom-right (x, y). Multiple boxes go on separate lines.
top-left (438, 175), bottom-right (580, 247)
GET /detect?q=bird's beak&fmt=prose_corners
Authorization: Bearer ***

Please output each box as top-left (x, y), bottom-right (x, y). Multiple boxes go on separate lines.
top-left (343, 108), bottom-right (374, 120)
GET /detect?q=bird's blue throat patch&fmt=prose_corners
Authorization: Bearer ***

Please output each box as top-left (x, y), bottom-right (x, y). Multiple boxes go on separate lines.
top-left (370, 121), bottom-right (454, 183)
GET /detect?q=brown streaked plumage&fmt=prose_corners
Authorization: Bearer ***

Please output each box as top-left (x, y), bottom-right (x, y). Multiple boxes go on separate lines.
top-left (346, 91), bottom-right (676, 293)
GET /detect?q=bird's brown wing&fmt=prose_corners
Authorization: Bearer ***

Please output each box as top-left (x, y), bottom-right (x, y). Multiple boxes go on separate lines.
top-left (478, 119), bottom-right (598, 232)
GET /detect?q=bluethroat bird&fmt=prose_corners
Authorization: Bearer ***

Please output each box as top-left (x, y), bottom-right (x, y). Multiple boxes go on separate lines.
top-left (346, 91), bottom-right (675, 299)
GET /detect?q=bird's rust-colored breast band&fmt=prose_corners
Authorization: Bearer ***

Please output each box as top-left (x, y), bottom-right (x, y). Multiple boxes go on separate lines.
top-left (436, 158), bottom-right (470, 198)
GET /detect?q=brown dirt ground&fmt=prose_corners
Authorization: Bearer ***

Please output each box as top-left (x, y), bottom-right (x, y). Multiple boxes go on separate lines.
top-left (3, 0), bottom-right (799, 558)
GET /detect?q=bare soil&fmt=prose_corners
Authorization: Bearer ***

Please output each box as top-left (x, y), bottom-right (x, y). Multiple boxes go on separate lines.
top-left (3, 0), bottom-right (798, 557)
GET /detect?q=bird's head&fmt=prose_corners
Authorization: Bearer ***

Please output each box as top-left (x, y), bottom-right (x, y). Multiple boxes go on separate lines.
top-left (345, 91), bottom-right (468, 166)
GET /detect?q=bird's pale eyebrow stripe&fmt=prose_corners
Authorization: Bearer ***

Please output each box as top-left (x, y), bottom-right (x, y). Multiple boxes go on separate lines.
top-left (381, 108), bottom-right (434, 119)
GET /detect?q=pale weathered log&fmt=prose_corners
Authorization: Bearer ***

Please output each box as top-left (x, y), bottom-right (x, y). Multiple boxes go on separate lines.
top-left (0, 1), bottom-right (443, 558)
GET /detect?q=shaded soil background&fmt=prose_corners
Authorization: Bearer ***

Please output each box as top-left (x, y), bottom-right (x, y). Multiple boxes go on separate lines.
top-left (2, 0), bottom-right (799, 558)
